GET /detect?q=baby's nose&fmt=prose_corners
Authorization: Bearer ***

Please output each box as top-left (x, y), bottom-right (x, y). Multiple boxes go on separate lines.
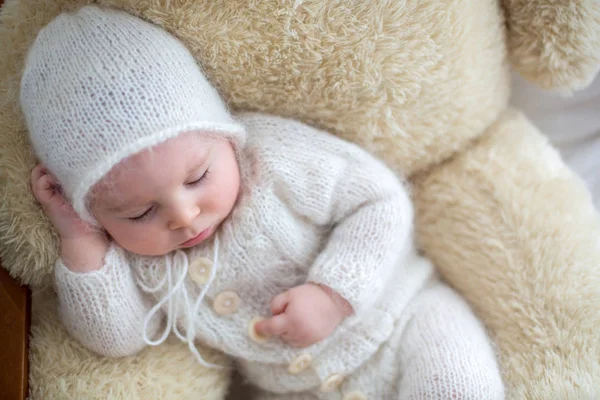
top-left (168, 204), bottom-right (201, 230)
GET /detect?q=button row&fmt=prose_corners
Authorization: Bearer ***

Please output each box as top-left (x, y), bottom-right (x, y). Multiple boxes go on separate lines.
top-left (189, 257), bottom-right (365, 399)
top-left (189, 257), bottom-right (241, 316)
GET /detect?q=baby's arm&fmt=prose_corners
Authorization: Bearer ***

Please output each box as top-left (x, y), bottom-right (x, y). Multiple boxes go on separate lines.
top-left (254, 116), bottom-right (413, 313)
top-left (305, 152), bottom-right (412, 314)
top-left (31, 165), bottom-right (159, 358)
top-left (55, 243), bottom-right (160, 358)
top-left (249, 115), bottom-right (413, 344)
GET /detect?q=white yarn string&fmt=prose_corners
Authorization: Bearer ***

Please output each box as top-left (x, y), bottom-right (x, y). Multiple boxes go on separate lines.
top-left (142, 235), bottom-right (223, 369)
top-left (142, 255), bottom-right (182, 346)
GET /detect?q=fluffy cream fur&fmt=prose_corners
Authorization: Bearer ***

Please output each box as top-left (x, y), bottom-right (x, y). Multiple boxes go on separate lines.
top-left (413, 109), bottom-right (600, 397)
top-left (503, 0), bottom-right (600, 92)
top-left (1, 0), bottom-right (599, 398)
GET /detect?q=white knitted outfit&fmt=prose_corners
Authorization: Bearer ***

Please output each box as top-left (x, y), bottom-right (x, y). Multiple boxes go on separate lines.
top-left (55, 114), bottom-right (504, 399)
top-left (255, 283), bottom-right (504, 400)
top-left (22, 6), bottom-right (504, 399)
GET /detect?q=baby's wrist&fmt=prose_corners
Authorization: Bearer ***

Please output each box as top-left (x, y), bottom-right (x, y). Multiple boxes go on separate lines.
top-left (60, 230), bottom-right (107, 248)
top-left (312, 283), bottom-right (354, 317)
top-left (60, 234), bottom-right (109, 273)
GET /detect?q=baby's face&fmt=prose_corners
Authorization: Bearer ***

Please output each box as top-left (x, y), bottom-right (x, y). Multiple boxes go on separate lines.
top-left (90, 132), bottom-right (240, 256)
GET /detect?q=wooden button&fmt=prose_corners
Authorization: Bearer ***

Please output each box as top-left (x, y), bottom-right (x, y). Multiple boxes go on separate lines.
top-left (288, 353), bottom-right (312, 374)
top-left (248, 317), bottom-right (269, 343)
top-left (343, 391), bottom-right (367, 400)
top-left (213, 291), bottom-right (240, 315)
top-left (188, 257), bottom-right (212, 284)
top-left (320, 374), bottom-right (345, 392)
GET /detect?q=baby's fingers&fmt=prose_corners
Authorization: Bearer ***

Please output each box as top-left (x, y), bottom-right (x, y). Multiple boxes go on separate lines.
top-left (31, 172), bottom-right (57, 204)
top-left (270, 291), bottom-right (291, 315)
top-left (31, 164), bottom-right (48, 183)
top-left (255, 314), bottom-right (289, 337)
top-left (31, 167), bottom-right (66, 207)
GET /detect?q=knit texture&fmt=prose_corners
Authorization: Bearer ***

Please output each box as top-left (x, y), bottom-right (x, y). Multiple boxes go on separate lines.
top-left (55, 245), bottom-right (160, 358)
top-left (393, 284), bottom-right (504, 399)
top-left (254, 283), bottom-right (504, 400)
top-left (51, 113), bottom-right (491, 395)
top-left (20, 5), bottom-right (245, 223)
top-left (29, 287), bottom-right (230, 400)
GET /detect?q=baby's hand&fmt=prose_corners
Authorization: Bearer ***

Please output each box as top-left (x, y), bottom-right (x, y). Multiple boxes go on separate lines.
top-left (31, 164), bottom-right (99, 240)
top-left (254, 283), bottom-right (353, 347)
top-left (31, 164), bottom-right (108, 273)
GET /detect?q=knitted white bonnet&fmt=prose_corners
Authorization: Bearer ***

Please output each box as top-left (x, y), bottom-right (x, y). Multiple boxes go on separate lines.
top-left (20, 5), bottom-right (245, 223)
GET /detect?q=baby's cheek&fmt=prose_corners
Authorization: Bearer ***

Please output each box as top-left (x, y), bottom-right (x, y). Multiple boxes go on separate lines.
top-left (108, 223), bottom-right (165, 255)
top-left (136, 231), bottom-right (164, 253)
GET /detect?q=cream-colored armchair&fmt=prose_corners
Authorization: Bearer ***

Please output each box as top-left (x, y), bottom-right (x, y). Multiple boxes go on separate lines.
top-left (1, 0), bottom-right (599, 398)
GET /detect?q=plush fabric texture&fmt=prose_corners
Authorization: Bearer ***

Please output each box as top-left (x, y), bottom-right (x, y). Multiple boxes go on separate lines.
top-left (511, 72), bottom-right (600, 208)
top-left (20, 5), bottom-right (245, 223)
top-left (1, 0), bottom-right (599, 399)
top-left (413, 109), bottom-right (600, 398)
top-left (29, 287), bottom-right (230, 400)
top-left (503, 0), bottom-right (600, 92)
top-left (100, 0), bottom-right (511, 177)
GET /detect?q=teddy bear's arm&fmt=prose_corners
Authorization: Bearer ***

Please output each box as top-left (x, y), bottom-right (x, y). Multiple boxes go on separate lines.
top-left (503, 0), bottom-right (600, 92)
top-left (413, 109), bottom-right (600, 398)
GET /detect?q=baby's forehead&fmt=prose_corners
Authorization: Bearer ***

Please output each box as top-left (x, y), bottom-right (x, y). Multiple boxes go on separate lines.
top-left (106, 132), bottom-right (209, 175)
top-left (90, 165), bottom-right (160, 213)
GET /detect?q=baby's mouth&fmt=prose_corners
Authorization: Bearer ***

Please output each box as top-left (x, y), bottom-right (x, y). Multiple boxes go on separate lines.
top-left (180, 226), bottom-right (213, 247)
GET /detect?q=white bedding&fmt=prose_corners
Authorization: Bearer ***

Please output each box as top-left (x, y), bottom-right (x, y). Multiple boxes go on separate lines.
top-left (510, 72), bottom-right (600, 209)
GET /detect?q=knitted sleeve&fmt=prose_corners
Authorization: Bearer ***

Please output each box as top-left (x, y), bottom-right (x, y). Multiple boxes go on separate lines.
top-left (248, 114), bottom-right (414, 313)
top-left (305, 150), bottom-right (413, 314)
top-left (54, 244), bottom-right (160, 358)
